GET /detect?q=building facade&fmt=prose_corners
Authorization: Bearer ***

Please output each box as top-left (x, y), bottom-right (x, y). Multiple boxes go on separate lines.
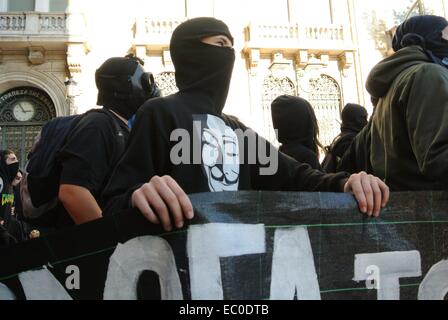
top-left (1, 0), bottom-right (447, 165)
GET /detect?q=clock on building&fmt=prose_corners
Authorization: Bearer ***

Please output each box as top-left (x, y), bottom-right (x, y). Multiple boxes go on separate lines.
top-left (0, 87), bottom-right (56, 167)
top-left (12, 100), bottom-right (36, 122)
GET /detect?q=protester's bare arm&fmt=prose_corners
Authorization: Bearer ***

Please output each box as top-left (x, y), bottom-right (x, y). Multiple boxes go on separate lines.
top-left (131, 176), bottom-right (194, 232)
top-left (59, 184), bottom-right (102, 224)
top-left (343, 172), bottom-right (389, 217)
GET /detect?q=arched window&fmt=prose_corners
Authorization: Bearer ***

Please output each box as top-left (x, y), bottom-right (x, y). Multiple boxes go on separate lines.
top-left (261, 74), bottom-right (296, 144)
top-left (0, 87), bottom-right (56, 167)
top-left (155, 72), bottom-right (178, 97)
top-left (308, 74), bottom-right (342, 148)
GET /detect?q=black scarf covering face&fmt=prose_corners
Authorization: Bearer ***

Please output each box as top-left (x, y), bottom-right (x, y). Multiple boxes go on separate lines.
top-left (393, 15), bottom-right (448, 68)
top-left (170, 17), bottom-right (235, 114)
top-left (0, 151), bottom-right (19, 184)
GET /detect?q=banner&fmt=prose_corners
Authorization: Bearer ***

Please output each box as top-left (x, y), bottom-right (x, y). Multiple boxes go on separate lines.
top-left (0, 191), bottom-right (447, 300)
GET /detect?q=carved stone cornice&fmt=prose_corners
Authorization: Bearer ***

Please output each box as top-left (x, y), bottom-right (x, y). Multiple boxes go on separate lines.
top-left (66, 43), bottom-right (87, 76)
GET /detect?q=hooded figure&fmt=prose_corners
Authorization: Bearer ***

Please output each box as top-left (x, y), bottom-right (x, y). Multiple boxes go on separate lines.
top-left (102, 17), bottom-right (350, 215)
top-left (363, 15), bottom-right (448, 190)
top-left (170, 17), bottom-right (234, 114)
top-left (322, 104), bottom-right (368, 173)
top-left (271, 95), bottom-right (323, 170)
top-left (392, 15), bottom-right (448, 68)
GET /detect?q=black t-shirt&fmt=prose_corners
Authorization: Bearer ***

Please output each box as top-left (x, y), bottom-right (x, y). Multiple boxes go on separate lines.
top-left (102, 92), bottom-right (349, 215)
top-left (52, 109), bottom-right (130, 226)
top-left (0, 173), bottom-right (14, 222)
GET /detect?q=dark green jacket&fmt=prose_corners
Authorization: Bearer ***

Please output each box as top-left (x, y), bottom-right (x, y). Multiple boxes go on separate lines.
top-left (366, 45), bottom-right (448, 191)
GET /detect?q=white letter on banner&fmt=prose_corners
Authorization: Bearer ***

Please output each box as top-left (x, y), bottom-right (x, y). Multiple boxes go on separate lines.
top-left (353, 251), bottom-right (422, 300)
top-left (19, 267), bottom-right (72, 300)
top-left (270, 227), bottom-right (320, 300)
top-left (0, 283), bottom-right (16, 300)
top-left (418, 260), bottom-right (448, 300)
top-left (187, 223), bottom-right (266, 300)
top-left (103, 236), bottom-right (182, 300)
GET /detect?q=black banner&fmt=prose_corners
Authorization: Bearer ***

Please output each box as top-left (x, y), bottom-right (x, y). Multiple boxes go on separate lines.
top-left (0, 191), bottom-right (447, 300)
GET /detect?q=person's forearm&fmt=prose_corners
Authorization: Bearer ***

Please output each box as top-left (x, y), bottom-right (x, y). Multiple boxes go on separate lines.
top-left (59, 184), bottom-right (102, 225)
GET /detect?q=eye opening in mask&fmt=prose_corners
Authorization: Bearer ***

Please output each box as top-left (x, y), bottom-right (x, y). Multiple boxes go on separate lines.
top-left (200, 34), bottom-right (233, 48)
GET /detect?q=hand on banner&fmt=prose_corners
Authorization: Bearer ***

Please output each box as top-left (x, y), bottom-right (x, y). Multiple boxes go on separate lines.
top-left (343, 172), bottom-right (389, 217)
top-left (131, 175), bottom-right (194, 232)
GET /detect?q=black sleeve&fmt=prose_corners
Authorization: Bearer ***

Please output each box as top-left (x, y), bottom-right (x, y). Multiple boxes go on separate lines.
top-left (248, 130), bottom-right (349, 192)
top-left (102, 101), bottom-right (175, 215)
top-left (336, 139), bottom-right (359, 174)
top-left (282, 146), bottom-right (323, 171)
top-left (332, 134), bottom-right (356, 159)
top-left (58, 113), bottom-right (117, 194)
top-left (337, 123), bottom-right (372, 174)
top-left (300, 152), bottom-right (323, 172)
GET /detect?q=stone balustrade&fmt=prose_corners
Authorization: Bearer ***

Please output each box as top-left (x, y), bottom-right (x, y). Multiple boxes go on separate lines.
top-left (134, 18), bottom-right (185, 48)
top-left (39, 13), bottom-right (66, 32)
top-left (133, 18), bottom-right (352, 53)
top-left (246, 22), bottom-right (353, 52)
top-left (0, 13), bottom-right (26, 32)
top-left (0, 12), bottom-right (84, 36)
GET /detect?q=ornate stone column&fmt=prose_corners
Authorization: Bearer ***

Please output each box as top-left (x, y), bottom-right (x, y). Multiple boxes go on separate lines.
top-left (66, 43), bottom-right (85, 115)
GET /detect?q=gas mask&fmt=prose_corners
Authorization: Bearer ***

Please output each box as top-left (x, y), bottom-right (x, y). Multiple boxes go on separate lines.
top-left (96, 57), bottom-right (161, 119)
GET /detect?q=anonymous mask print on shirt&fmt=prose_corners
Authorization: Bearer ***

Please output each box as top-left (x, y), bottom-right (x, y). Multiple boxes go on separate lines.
top-left (0, 177), bottom-right (3, 194)
top-left (194, 115), bottom-right (240, 192)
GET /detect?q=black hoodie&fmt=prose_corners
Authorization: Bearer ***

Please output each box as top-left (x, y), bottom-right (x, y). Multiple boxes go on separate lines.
top-left (271, 95), bottom-right (322, 170)
top-left (102, 18), bottom-right (349, 214)
top-left (328, 104), bottom-right (368, 165)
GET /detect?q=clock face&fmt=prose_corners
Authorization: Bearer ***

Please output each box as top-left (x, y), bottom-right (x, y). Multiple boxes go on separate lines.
top-left (12, 101), bottom-right (36, 122)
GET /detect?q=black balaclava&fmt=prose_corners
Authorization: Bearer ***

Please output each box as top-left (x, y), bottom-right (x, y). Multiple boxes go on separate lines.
top-left (340, 103), bottom-right (368, 133)
top-left (170, 17), bottom-right (235, 114)
top-left (96, 57), bottom-right (160, 119)
top-left (393, 15), bottom-right (448, 68)
top-left (0, 151), bottom-right (19, 184)
top-left (271, 95), bottom-right (317, 151)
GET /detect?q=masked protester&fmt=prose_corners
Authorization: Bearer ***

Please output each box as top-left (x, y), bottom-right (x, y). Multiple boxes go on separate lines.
top-left (322, 103), bottom-right (368, 173)
top-left (363, 15), bottom-right (448, 191)
top-left (271, 95), bottom-right (323, 170)
top-left (0, 150), bottom-right (19, 245)
top-left (39, 55), bottom-right (161, 230)
top-left (0, 150), bottom-right (19, 222)
top-left (102, 17), bottom-right (389, 231)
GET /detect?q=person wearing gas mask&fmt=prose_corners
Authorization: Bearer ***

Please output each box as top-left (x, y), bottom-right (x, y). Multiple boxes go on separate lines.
top-left (102, 17), bottom-right (389, 232)
top-left (56, 55), bottom-right (160, 226)
top-left (363, 15), bottom-right (448, 191)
